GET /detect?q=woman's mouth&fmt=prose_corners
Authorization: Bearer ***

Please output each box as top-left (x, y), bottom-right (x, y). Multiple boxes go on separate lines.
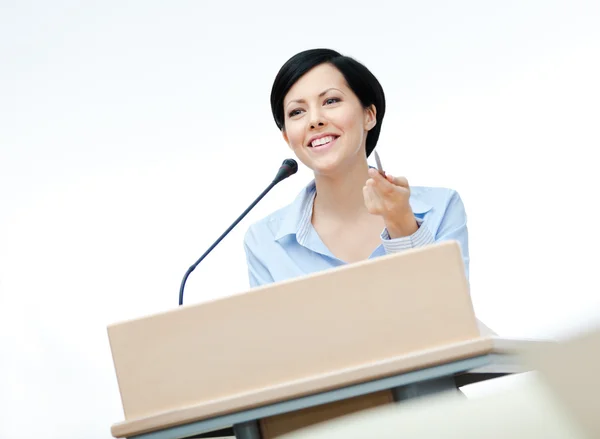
top-left (307, 135), bottom-right (339, 151)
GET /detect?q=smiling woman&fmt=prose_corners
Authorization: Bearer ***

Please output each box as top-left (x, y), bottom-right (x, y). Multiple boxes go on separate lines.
top-left (243, 48), bottom-right (470, 286)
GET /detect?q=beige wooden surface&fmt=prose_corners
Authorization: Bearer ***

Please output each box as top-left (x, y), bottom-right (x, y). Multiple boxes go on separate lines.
top-left (107, 241), bottom-right (506, 438)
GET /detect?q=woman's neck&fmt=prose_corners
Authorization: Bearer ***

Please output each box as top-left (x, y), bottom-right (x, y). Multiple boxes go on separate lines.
top-left (312, 159), bottom-right (371, 220)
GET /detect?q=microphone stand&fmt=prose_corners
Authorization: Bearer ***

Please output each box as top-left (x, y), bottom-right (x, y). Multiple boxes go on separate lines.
top-left (178, 159), bottom-right (298, 306)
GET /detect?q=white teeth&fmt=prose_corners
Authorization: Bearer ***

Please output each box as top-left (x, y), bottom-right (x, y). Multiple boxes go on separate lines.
top-left (311, 136), bottom-right (335, 147)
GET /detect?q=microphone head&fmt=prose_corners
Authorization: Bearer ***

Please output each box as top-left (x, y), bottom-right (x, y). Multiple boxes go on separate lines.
top-left (282, 158), bottom-right (298, 174)
top-left (273, 158), bottom-right (298, 183)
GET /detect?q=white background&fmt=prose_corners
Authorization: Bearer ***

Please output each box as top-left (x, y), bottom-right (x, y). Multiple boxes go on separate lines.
top-left (1, 1), bottom-right (599, 438)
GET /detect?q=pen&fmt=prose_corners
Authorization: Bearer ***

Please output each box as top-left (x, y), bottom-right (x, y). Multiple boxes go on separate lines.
top-left (373, 150), bottom-right (385, 176)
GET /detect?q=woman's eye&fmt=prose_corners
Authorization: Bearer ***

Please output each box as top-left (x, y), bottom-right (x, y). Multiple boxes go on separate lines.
top-left (288, 109), bottom-right (303, 117)
top-left (324, 97), bottom-right (340, 105)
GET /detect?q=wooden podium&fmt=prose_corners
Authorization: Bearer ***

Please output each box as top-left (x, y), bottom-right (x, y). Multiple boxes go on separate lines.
top-left (107, 241), bottom-right (548, 439)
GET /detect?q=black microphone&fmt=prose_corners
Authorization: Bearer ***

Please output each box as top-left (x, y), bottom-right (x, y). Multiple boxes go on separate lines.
top-left (178, 158), bottom-right (298, 306)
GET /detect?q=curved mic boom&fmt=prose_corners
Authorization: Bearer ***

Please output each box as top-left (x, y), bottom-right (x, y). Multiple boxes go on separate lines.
top-left (178, 159), bottom-right (298, 306)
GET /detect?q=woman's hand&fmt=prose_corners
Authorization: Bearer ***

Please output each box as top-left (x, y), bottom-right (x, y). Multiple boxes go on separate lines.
top-left (363, 168), bottom-right (419, 238)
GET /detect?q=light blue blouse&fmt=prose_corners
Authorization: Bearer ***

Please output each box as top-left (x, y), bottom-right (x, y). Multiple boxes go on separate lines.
top-left (243, 179), bottom-right (469, 287)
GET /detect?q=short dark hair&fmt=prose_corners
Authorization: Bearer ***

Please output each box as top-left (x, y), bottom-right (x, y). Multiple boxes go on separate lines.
top-left (270, 48), bottom-right (386, 158)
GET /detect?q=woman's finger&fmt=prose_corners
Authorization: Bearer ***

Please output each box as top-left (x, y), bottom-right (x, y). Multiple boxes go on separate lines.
top-left (387, 174), bottom-right (409, 189)
top-left (368, 169), bottom-right (396, 194)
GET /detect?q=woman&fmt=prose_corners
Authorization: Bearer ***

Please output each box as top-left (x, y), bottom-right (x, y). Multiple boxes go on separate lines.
top-left (243, 48), bottom-right (469, 288)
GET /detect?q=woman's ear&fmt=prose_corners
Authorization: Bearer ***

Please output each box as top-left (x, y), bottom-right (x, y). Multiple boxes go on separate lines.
top-left (364, 104), bottom-right (377, 131)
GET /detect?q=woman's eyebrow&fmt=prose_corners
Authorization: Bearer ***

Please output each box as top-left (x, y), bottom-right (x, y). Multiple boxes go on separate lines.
top-left (286, 87), bottom-right (345, 107)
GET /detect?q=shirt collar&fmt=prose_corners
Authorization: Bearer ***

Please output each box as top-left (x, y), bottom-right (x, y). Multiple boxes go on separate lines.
top-left (274, 179), bottom-right (433, 242)
top-left (274, 180), bottom-right (316, 242)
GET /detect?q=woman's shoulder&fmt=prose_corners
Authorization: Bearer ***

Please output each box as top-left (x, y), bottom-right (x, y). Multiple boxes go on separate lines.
top-left (410, 185), bottom-right (463, 201)
top-left (244, 181), bottom-right (315, 244)
top-left (409, 185), bottom-right (466, 216)
top-left (244, 202), bottom-right (293, 240)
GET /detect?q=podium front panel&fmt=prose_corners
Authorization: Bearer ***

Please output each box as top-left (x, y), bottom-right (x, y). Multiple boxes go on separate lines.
top-left (107, 241), bottom-right (479, 423)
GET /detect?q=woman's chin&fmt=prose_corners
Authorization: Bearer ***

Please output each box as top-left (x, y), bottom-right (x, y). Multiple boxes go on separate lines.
top-left (311, 158), bottom-right (346, 176)
top-left (297, 147), bottom-right (362, 177)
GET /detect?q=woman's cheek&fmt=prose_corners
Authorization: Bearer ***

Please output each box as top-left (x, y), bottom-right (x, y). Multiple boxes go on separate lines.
top-left (287, 125), bottom-right (306, 150)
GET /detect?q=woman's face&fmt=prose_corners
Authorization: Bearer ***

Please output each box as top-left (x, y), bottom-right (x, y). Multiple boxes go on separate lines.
top-left (282, 63), bottom-right (376, 175)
